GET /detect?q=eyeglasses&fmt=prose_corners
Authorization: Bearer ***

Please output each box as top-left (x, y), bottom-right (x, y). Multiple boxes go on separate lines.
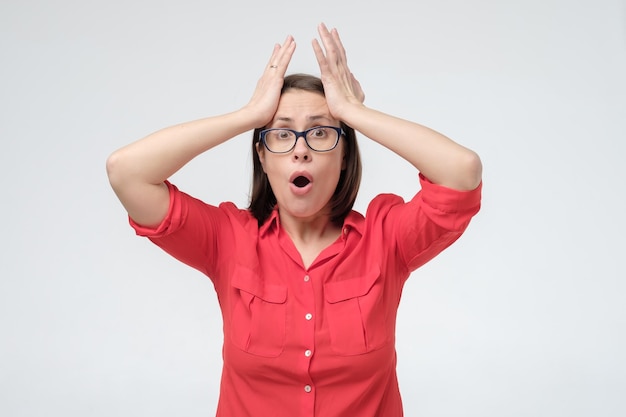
top-left (259, 126), bottom-right (344, 153)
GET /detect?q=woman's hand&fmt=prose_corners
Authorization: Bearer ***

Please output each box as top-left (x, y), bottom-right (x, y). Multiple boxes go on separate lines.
top-left (312, 23), bottom-right (365, 120)
top-left (245, 35), bottom-right (296, 127)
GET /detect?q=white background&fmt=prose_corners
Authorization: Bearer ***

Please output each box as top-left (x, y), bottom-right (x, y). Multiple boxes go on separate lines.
top-left (1, 0), bottom-right (625, 416)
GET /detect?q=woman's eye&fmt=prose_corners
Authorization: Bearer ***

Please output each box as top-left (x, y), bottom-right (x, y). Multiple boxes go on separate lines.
top-left (311, 128), bottom-right (327, 138)
top-left (277, 130), bottom-right (291, 140)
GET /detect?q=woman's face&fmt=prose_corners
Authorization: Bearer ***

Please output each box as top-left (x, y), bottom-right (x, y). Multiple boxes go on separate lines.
top-left (256, 89), bottom-right (345, 224)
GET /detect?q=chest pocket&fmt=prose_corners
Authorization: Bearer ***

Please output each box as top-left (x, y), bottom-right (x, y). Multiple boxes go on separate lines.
top-left (324, 266), bottom-right (391, 356)
top-left (229, 265), bottom-right (288, 357)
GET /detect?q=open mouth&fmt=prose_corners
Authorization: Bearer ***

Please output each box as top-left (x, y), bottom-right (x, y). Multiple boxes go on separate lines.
top-left (292, 176), bottom-right (311, 188)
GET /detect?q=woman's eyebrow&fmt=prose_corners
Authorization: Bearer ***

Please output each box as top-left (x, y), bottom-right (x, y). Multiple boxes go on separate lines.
top-left (308, 115), bottom-right (331, 122)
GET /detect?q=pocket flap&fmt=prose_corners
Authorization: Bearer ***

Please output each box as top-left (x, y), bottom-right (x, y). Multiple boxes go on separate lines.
top-left (231, 265), bottom-right (287, 304)
top-left (324, 266), bottom-right (381, 304)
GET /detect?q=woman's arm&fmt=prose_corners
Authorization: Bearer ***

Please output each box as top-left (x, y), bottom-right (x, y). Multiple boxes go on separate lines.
top-left (106, 109), bottom-right (258, 227)
top-left (106, 36), bottom-right (296, 227)
top-left (332, 106), bottom-right (482, 191)
top-left (313, 24), bottom-right (482, 191)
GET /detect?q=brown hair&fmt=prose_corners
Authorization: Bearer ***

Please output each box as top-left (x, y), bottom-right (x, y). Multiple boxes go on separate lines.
top-left (248, 73), bottom-right (362, 226)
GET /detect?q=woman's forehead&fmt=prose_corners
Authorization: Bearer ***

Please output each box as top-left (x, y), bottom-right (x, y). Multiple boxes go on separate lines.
top-left (273, 90), bottom-right (334, 124)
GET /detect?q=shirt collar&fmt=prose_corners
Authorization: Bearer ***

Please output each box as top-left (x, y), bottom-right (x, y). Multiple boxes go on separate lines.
top-left (259, 206), bottom-right (365, 239)
top-left (259, 206), bottom-right (281, 238)
top-left (340, 210), bottom-right (364, 240)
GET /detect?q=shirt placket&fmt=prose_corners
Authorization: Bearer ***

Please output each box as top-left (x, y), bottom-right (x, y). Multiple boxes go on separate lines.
top-left (299, 271), bottom-right (316, 416)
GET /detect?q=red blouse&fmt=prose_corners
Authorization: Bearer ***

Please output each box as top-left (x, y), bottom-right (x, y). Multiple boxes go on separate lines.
top-left (130, 175), bottom-right (481, 417)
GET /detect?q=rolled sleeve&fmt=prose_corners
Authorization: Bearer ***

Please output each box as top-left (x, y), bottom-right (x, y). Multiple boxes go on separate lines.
top-left (128, 181), bottom-right (185, 238)
top-left (417, 174), bottom-right (482, 232)
top-left (393, 174), bottom-right (482, 272)
top-left (127, 181), bottom-right (233, 280)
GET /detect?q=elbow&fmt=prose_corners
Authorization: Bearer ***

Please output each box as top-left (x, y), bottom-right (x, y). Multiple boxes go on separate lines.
top-left (105, 149), bottom-right (128, 191)
top-left (465, 150), bottom-right (483, 190)
top-left (456, 150), bottom-right (483, 191)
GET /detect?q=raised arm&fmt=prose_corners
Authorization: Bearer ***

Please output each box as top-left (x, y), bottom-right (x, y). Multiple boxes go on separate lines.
top-left (106, 36), bottom-right (296, 226)
top-left (313, 24), bottom-right (482, 191)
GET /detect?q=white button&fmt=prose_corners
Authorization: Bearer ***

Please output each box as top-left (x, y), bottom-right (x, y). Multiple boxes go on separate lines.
top-left (304, 385), bottom-right (312, 393)
top-left (305, 313), bottom-right (312, 320)
top-left (305, 349), bottom-right (312, 357)
top-left (343, 227), bottom-right (348, 235)
top-left (304, 275), bottom-right (310, 282)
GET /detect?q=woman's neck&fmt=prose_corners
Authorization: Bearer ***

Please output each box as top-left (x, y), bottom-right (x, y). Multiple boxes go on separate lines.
top-left (279, 211), bottom-right (342, 269)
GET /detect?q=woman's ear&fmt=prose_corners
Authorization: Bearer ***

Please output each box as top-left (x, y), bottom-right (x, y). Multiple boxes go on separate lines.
top-left (255, 141), bottom-right (267, 172)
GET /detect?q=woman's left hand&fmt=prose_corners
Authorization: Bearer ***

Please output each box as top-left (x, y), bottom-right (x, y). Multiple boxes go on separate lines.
top-left (312, 23), bottom-right (365, 119)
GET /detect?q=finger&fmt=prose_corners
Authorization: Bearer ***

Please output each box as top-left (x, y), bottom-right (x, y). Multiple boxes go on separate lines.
top-left (317, 23), bottom-right (341, 64)
top-left (330, 28), bottom-right (348, 63)
top-left (267, 35), bottom-right (296, 72)
top-left (266, 43), bottom-right (281, 68)
top-left (312, 38), bottom-right (328, 70)
top-left (277, 35), bottom-right (296, 65)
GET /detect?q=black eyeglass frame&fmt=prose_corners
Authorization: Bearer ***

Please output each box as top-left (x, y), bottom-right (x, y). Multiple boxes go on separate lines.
top-left (259, 126), bottom-right (345, 154)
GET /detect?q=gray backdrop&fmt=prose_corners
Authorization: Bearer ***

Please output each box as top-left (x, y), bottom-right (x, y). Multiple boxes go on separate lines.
top-left (1, 0), bottom-right (625, 416)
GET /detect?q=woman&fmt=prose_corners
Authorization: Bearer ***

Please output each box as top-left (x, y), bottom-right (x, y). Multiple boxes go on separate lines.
top-left (107, 23), bottom-right (482, 417)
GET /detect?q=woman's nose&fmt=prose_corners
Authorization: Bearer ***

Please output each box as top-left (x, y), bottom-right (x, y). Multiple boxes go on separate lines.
top-left (292, 135), bottom-right (311, 161)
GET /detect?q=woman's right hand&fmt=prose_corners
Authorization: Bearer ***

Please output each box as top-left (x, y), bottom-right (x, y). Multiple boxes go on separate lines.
top-left (244, 35), bottom-right (296, 127)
